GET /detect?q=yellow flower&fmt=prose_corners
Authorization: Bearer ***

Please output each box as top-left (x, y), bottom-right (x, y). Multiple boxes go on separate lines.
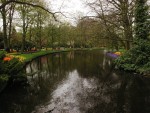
top-left (114, 52), bottom-right (121, 56)
top-left (6, 55), bottom-right (25, 62)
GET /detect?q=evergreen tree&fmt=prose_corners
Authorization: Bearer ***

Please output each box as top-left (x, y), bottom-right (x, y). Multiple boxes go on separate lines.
top-left (134, 0), bottom-right (149, 43)
top-left (115, 0), bottom-right (150, 74)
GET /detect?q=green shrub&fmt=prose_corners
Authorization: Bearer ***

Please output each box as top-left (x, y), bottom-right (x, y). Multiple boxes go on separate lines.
top-left (0, 58), bottom-right (23, 76)
top-left (115, 41), bottom-right (150, 74)
top-left (0, 51), bottom-right (5, 59)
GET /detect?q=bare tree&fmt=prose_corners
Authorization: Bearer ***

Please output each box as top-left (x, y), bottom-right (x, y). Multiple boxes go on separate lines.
top-left (0, 0), bottom-right (62, 52)
top-left (86, 0), bottom-right (135, 50)
top-left (7, 3), bottom-right (15, 50)
top-left (0, 0), bottom-right (8, 51)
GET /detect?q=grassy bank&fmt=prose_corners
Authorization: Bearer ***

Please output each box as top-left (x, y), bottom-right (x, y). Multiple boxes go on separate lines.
top-left (0, 49), bottom-right (73, 92)
top-left (0, 47), bottom-right (103, 93)
top-left (7, 47), bottom-right (103, 64)
top-left (9, 49), bottom-right (72, 64)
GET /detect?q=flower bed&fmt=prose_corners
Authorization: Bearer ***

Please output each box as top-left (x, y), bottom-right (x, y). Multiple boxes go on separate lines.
top-left (106, 52), bottom-right (121, 59)
top-left (3, 56), bottom-right (13, 61)
top-left (3, 54), bottom-right (25, 62)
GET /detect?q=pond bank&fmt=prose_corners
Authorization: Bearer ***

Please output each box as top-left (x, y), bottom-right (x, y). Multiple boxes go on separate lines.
top-left (8, 48), bottom-right (101, 64)
top-left (0, 48), bottom-right (102, 93)
top-left (1, 49), bottom-right (150, 113)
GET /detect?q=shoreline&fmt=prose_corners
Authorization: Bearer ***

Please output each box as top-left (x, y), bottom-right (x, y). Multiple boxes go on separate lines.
top-left (9, 48), bottom-right (102, 65)
top-left (0, 48), bottom-right (103, 93)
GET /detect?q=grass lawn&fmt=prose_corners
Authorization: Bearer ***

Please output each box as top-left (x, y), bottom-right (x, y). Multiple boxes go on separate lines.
top-left (6, 47), bottom-right (104, 64)
top-left (7, 49), bottom-right (72, 63)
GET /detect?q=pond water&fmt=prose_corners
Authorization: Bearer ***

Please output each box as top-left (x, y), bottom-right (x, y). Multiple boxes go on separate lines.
top-left (0, 50), bottom-right (150, 113)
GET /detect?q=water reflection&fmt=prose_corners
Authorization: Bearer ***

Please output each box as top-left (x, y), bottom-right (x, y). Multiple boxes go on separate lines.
top-left (0, 50), bottom-right (150, 113)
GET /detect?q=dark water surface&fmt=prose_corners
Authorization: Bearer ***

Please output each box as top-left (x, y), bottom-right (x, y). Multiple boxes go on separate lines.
top-left (0, 50), bottom-right (150, 113)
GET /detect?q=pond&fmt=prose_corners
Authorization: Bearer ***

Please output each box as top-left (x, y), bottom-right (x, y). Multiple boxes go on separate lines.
top-left (0, 50), bottom-right (150, 113)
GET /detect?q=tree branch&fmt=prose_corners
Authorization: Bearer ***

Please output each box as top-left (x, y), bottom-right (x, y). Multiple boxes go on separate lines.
top-left (0, 0), bottom-right (63, 21)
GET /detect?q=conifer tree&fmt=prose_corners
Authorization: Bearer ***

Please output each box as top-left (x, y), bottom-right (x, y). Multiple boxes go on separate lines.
top-left (115, 0), bottom-right (150, 74)
top-left (134, 0), bottom-right (149, 43)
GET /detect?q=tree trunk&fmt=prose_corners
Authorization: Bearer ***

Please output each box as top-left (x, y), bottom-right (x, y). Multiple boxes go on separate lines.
top-left (2, 7), bottom-right (8, 51)
top-left (124, 28), bottom-right (132, 50)
top-left (121, 0), bottom-right (133, 50)
top-left (29, 26), bottom-right (32, 41)
top-left (8, 15), bottom-right (13, 50)
top-left (51, 26), bottom-right (54, 50)
top-left (8, 3), bottom-right (15, 50)
top-left (39, 14), bottom-right (42, 50)
top-left (21, 12), bottom-right (26, 53)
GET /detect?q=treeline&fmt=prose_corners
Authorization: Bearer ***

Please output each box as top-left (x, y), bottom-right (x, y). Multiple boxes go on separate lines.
top-left (83, 0), bottom-right (149, 74)
top-left (0, 0), bottom-right (69, 52)
top-left (0, 0), bottom-right (110, 53)
top-left (86, 0), bottom-right (150, 50)
top-left (0, 0), bottom-right (149, 53)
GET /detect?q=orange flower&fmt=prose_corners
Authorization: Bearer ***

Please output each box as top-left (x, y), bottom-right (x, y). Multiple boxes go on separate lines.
top-left (3, 57), bottom-right (12, 61)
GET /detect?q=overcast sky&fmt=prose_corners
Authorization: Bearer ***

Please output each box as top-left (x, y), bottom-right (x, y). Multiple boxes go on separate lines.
top-left (0, 0), bottom-right (93, 28)
top-left (48, 0), bottom-right (93, 24)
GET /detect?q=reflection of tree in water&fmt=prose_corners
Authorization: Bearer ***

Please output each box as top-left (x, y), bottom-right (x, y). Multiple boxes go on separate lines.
top-left (63, 51), bottom-right (150, 113)
top-left (0, 50), bottom-right (150, 113)
top-left (82, 71), bottom-right (150, 113)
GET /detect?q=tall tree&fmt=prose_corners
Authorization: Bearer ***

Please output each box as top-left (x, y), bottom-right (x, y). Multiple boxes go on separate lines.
top-left (17, 0), bottom-right (36, 52)
top-left (34, 0), bottom-right (48, 49)
top-left (115, 0), bottom-right (150, 74)
top-left (86, 0), bottom-right (134, 50)
top-left (0, 0), bottom-right (8, 51)
top-left (0, 0), bottom-right (60, 52)
top-left (134, 0), bottom-right (149, 43)
top-left (7, 3), bottom-right (15, 50)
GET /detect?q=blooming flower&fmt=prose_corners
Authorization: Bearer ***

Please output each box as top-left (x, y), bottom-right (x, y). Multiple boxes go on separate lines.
top-left (3, 57), bottom-right (12, 61)
top-left (106, 52), bottom-right (118, 58)
top-left (4, 54), bottom-right (25, 62)
top-left (114, 52), bottom-right (121, 56)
